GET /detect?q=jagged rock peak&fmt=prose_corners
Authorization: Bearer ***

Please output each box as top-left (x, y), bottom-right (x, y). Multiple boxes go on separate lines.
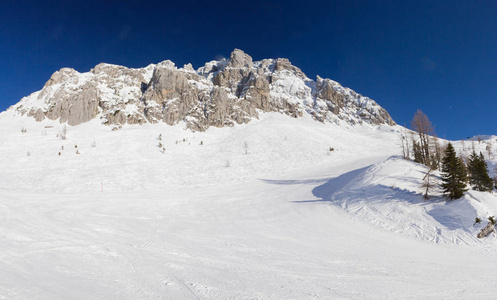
top-left (226, 48), bottom-right (253, 69)
top-left (44, 68), bottom-right (79, 87)
top-left (10, 49), bottom-right (395, 130)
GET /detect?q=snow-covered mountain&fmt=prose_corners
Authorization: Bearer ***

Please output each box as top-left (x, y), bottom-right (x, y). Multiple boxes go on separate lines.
top-left (10, 49), bottom-right (394, 130)
top-left (2, 51), bottom-right (497, 299)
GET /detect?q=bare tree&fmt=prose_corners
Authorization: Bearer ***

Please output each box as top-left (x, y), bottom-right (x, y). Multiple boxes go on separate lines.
top-left (494, 166), bottom-right (497, 189)
top-left (486, 142), bottom-right (493, 160)
top-left (400, 132), bottom-right (406, 159)
top-left (430, 134), bottom-right (443, 170)
top-left (404, 130), bottom-right (410, 159)
top-left (422, 168), bottom-right (436, 199)
top-left (411, 110), bottom-right (434, 166)
top-left (461, 139), bottom-right (468, 158)
top-left (400, 128), bottom-right (410, 160)
top-left (59, 125), bottom-right (67, 140)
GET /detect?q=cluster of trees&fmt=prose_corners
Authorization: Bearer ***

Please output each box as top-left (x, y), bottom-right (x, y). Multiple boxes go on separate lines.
top-left (467, 151), bottom-right (493, 192)
top-left (401, 110), bottom-right (495, 200)
top-left (400, 110), bottom-right (443, 170)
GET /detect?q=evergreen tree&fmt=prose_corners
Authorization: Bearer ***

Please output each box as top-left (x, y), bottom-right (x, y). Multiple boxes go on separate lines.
top-left (440, 143), bottom-right (468, 199)
top-left (467, 150), bottom-right (478, 181)
top-left (412, 140), bottom-right (423, 164)
top-left (478, 152), bottom-right (493, 191)
top-left (468, 151), bottom-right (493, 192)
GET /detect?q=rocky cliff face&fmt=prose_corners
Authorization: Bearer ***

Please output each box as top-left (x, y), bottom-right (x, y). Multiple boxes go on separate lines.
top-left (11, 49), bottom-right (395, 129)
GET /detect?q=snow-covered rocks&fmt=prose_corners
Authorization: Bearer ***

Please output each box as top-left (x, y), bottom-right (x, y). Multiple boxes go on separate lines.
top-left (10, 49), bottom-right (395, 130)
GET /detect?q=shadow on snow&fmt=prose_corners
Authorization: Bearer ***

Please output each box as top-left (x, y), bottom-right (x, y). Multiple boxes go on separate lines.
top-left (262, 165), bottom-right (477, 232)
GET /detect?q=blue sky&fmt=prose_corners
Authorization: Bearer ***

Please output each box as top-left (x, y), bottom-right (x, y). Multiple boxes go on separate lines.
top-left (1, 0), bottom-right (496, 140)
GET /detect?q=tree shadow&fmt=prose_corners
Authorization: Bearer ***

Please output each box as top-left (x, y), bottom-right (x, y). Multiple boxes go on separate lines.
top-left (426, 199), bottom-right (477, 232)
top-left (262, 165), bottom-right (477, 232)
top-left (261, 166), bottom-right (368, 204)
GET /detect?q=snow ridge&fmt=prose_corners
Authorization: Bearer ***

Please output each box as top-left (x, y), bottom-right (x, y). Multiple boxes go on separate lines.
top-left (322, 156), bottom-right (497, 246)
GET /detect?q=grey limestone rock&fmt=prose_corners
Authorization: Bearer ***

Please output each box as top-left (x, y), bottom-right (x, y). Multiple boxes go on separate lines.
top-left (12, 49), bottom-right (395, 130)
top-left (227, 49), bottom-right (253, 69)
top-left (316, 76), bottom-right (345, 114)
top-left (477, 221), bottom-right (496, 238)
top-left (274, 58), bottom-right (305, 78)
top-left (28, 108), bottom-right (45, 122)
top-left (64, 82), bottom-right (100, 126)
top-left (182, 63), bottom-right (195, 72)
top-left (43, 68), bottom-right (79, 87)
top-left (243, 74), bottom-right (271, 110)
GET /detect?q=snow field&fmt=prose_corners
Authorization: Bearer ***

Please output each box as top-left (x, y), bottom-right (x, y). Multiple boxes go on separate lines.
top-left (1, 111), bottom-right (497, 299)
top-left (0, 111), bottom-right (397, 193)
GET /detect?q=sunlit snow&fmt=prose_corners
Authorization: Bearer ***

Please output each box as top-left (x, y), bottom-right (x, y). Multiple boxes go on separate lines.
top-left (1, 110), bottom-right (496, 299)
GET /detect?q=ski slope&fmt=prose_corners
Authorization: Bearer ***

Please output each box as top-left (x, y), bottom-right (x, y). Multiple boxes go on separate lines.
top-left (1, 111), bottom-right (497, 299)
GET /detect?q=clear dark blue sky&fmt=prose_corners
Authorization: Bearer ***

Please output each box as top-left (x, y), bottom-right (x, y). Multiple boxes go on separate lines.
top-left (1, 0), bottom-right (496, 140)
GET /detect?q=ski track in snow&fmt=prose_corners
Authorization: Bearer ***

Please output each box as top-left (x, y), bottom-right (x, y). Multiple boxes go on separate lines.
top-left (1, 112), bottom-right (497, 298)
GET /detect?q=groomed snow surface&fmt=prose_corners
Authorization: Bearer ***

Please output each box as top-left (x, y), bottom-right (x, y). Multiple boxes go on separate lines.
top-left (1, 111), bottom-right (497, 299)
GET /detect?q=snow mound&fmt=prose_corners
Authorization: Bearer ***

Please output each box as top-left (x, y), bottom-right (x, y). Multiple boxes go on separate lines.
top-left (313, 156), bottom-right (497, 247)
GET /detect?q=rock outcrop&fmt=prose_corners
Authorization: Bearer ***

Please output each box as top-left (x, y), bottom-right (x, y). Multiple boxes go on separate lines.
top-left (477, 221), bottom-right (496, 238)
top-left (11, 49), bottom-right (395, 130)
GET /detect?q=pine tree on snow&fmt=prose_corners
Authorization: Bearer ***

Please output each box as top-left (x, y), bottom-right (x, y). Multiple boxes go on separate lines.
top-left (412, 140), bottom-right (424, 164)
top-left (440, 143), bottom-right (468, 199)
top-left (467, 151), bottom-right (493, 192)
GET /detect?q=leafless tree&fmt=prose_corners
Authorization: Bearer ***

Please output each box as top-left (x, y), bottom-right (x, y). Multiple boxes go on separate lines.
top-left (422, 168), bottom-right (436, 199)
top-left (404, 131), bottom-right (410, 159)
top-left (461, 139), bottom-right (468, 158)
top-left (400, 128), bottom-right (410, 160)
top-left (494, 166), bottom-right (497, 189)
top-left (486, 142), bottom-right (493, 160)
top-left (430, 134), bottom-right (443, 170)
top-left (60, 125), bottom-right (67, 140)
top-left (411, 110), bottom-right (434, 166)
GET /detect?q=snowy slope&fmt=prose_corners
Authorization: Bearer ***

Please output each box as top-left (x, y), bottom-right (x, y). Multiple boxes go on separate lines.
top-left (0, 109), bottom-right (397, 193)
top-left (319, 156), bottom-right (497, 247)
top-left (1, 110), bottom-right (497, 299)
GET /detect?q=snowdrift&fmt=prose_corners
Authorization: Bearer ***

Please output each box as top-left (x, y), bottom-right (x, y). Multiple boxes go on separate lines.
top-left (312, 156), bottom-right (497, 247)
